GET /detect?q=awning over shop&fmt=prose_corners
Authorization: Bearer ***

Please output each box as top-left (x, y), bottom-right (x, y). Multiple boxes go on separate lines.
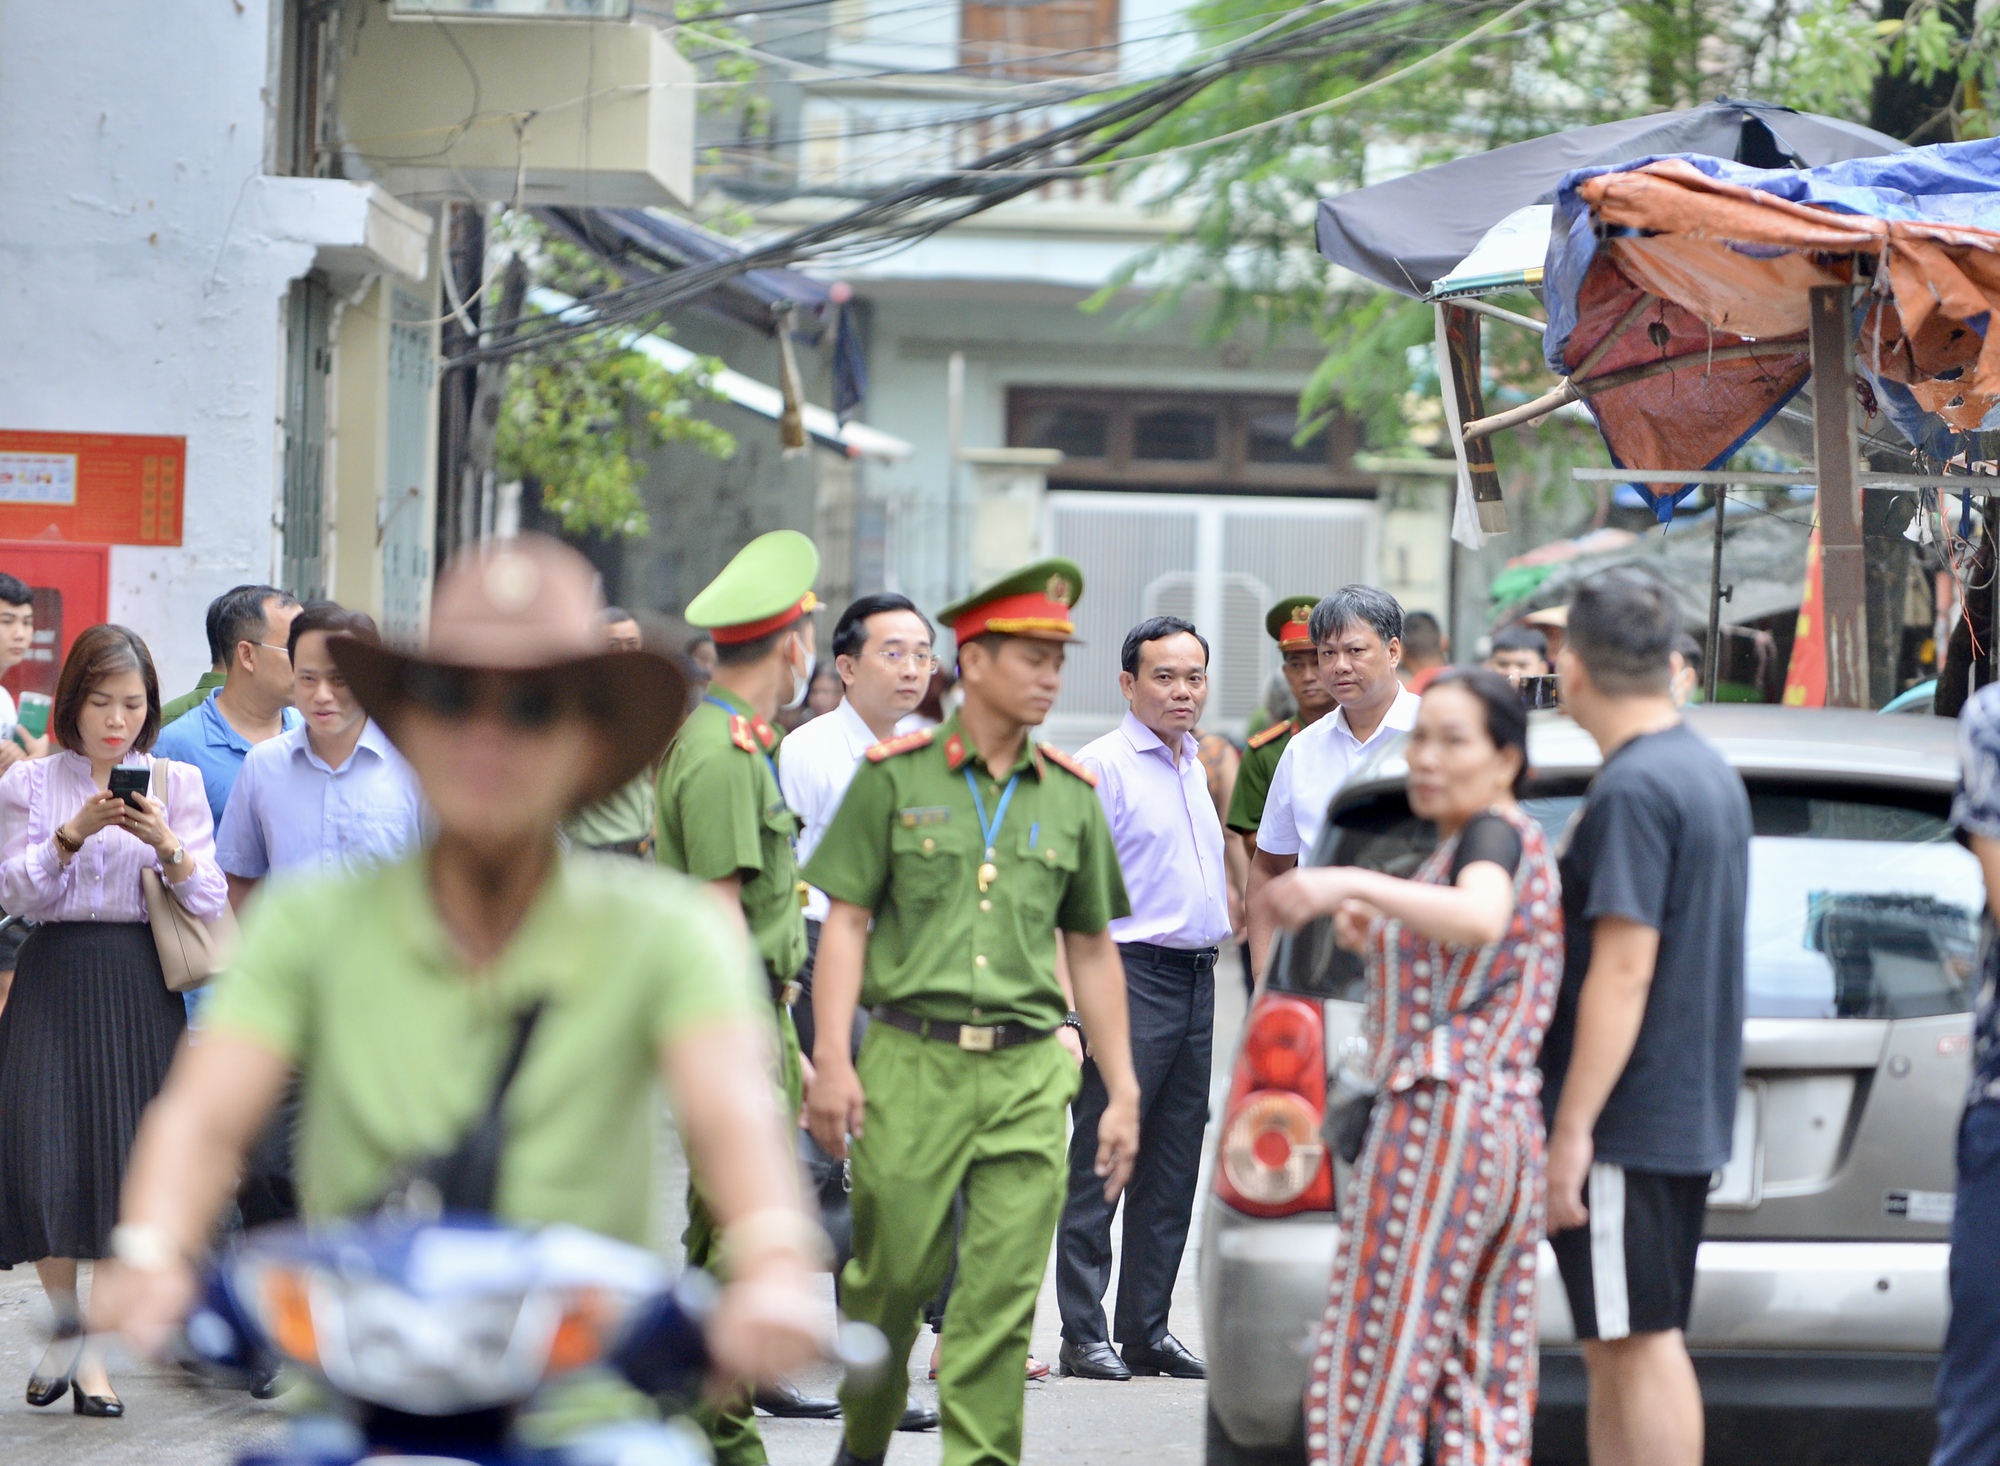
top-left (1314, 99), bottom-right (1901, 299)
top-left (1545, 136), bottom-right (2000, 499)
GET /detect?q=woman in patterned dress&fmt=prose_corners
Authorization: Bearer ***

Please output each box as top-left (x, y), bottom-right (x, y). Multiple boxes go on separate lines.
top-left (1261, 668), bottom-right (1563, 1466)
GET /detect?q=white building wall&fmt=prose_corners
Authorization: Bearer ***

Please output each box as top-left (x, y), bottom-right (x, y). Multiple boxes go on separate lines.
top-left (0, 1), bottom-right (306, 690)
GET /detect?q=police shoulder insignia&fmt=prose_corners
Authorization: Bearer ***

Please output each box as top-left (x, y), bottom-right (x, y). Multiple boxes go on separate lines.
top-left (751, 716), bottom-right (780, 752)
top-left (865, 727), bottom-right (936, 763)
top-left (1247, 718), bottom-right (1295, 752)
top-left (727, 714), bottom-right (758, 754)
top-left (1038, 743), bottom-right (1098, 787)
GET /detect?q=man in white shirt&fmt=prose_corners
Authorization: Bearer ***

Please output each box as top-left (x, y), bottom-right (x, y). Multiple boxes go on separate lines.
top-left (771, 590), bottom-right (935, 1423)
top-left (779, 591), bottom-right (935, 1035)
top-left (1057, 616), bottom-right (1230, 1383)
top-left (1247, 585), bottom-right (1421, 976)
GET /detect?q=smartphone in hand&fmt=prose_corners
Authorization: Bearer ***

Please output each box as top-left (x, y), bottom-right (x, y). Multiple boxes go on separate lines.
top-left (108, 766), bottom-right (151, 808)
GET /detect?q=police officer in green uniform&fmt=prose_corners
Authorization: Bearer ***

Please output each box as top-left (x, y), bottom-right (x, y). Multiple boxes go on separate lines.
top-left (655, 530), bottom-right (824, 1465)
top-left (803, 559), bottom-right (1143, 1466)
top-left (1225, 595), bottom-right (1332, 856)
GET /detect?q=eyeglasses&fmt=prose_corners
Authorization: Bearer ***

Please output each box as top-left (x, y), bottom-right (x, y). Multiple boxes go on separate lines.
top-left (867, 649), bottom-right (938, 671)
top-left (257, 643), bottom-right (292, 658)
top-left (402, 666), bottom-right (596, 731)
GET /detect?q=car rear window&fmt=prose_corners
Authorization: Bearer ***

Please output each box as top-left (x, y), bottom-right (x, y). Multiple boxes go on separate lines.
top-left (1276, 782), bottom-right (1980, 1019)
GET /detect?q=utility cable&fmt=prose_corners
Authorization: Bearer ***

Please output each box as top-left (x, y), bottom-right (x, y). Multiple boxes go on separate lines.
top-left (446, 0), bottom-right (1539, 367)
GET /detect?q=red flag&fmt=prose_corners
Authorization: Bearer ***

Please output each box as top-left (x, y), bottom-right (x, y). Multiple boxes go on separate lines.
top-left (1783, 512), bottom-right (1826, 707)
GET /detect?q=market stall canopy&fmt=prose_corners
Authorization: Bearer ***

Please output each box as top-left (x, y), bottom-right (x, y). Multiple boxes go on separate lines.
top-left (1543, 136), bottom-right (2000, 503)
top-left (1315, 99), bottom-right (1901, 299)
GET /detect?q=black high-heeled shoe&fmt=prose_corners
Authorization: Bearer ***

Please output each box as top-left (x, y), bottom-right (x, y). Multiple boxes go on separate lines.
top-left (72, 1385), bottom-right (122, 1418)
top-left (25, 1324), bottom-right (82, 1408)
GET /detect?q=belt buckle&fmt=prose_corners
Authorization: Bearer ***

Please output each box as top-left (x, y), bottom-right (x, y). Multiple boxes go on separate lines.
top-left (957, 1024), bottom-right (998, 1053)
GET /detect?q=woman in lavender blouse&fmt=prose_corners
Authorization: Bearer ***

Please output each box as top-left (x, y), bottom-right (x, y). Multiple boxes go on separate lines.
top-left (0, 624), bottom-right (227, 1418)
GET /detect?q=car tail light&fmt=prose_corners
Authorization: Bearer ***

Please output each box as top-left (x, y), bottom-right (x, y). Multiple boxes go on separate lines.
top-left (1216, 993), bottom-right (1332, 1217)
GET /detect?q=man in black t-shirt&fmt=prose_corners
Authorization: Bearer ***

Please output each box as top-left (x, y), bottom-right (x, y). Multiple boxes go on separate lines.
top-left (1546, 569), bottom-right (1751, 1466)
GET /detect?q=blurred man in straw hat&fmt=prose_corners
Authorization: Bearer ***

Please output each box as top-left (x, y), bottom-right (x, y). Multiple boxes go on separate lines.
top-left (98, 534), bottom-right (824, 1427)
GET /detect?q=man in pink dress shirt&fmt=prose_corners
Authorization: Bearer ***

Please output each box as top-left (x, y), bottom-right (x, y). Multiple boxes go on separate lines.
top-left (1055, 615), bottom-right (1231, 1383)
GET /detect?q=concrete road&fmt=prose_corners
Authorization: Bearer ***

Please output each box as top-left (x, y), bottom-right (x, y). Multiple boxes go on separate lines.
top-left (0, 951), bottom-right (1249, 1465)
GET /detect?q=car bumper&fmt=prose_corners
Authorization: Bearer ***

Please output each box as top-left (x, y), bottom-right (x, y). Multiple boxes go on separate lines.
top-left (1201, 1195), bottom-right (1950, 1461)
top-left (1198, 1196), bottom-right (1336, 1452)
top-left (1536, 1348), bottom-right (1940, 1466)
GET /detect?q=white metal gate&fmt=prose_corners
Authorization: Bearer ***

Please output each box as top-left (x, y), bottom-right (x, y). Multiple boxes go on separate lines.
top-left (1043, 491), bottom-right (1376, 744)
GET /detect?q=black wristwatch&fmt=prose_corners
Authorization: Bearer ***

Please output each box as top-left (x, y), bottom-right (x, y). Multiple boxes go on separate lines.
top-left (1061, 1011), bottom-right (1084, 1034)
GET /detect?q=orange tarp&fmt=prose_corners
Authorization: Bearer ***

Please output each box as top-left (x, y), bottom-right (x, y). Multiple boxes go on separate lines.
top-left (1576, 158), bottom-right (2000, 431)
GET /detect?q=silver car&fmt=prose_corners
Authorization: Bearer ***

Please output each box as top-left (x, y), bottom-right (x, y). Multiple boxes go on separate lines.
top-left (1200, 707), bottom-right (1976, 1466)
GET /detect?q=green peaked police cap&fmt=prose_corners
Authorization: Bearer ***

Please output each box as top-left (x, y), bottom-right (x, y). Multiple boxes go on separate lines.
top-left (1266, 595), bottom-right (1318, 650)
top-left (937, 557), bottom-right (1085, 644)
top-left (685, 530), bottom-right (821, 644)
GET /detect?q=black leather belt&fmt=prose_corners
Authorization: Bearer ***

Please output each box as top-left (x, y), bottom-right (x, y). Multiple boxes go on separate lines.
top-left (584, 836), bottom-right (653, 858)
top-left (871, 1005), bottom-right (1054, 1053)
top-left (1117, 940), bottom-right (1220, 974)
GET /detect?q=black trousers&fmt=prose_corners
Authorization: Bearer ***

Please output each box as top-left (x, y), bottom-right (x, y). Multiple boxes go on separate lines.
top-left (1056, 940), bottom-right (1215, 1348)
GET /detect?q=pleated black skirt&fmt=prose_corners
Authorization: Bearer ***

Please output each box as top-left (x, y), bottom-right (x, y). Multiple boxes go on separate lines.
top-left (0, 922), bottom-right (184, 1265)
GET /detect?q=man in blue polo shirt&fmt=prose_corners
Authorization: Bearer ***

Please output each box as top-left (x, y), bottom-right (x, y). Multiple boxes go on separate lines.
top-left (153, 585), bottom-right (302, 830)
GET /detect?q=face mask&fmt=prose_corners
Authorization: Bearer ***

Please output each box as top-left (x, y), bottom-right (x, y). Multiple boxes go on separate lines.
top-left (786, 641), bottom-right (811, 709)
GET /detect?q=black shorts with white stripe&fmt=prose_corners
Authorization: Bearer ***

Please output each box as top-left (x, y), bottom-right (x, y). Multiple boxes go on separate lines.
top-left (1550, 1163), bottom-right (1709, 1340)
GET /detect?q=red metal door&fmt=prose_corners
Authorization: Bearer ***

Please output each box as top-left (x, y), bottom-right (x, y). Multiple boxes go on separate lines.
top-left (0, 540), bottom-right (110, 699)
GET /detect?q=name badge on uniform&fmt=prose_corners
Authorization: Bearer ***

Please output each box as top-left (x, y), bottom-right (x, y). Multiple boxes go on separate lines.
top-left (899, 806), bottom-right (952, 828)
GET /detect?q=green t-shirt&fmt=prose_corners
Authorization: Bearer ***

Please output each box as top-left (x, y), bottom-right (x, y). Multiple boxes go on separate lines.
top-left (653, 689), bottom-right (807, 984)
top-left (1226, 718), bottom-right (1296, 835)
top-left (564, 770), bottom-right (657, 849)
top-left (801, 714), bottom-right (1129, 1031)
top-left (203, 851), bottom-right (766, 1246)
top-left (161, 670), bottom-right (226, 728)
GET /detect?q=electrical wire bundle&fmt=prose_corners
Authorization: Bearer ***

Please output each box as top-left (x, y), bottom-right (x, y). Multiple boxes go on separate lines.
top-left (445, 0), bottom-right (1537, 369)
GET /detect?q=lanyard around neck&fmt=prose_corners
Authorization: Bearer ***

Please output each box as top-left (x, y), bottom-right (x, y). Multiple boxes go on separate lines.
top-left (964, 767), bottom-right (1021, 858)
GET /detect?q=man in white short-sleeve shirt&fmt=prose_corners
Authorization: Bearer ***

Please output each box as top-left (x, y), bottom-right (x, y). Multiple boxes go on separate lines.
top-left (1247, 586), bottom-right (1420, 976)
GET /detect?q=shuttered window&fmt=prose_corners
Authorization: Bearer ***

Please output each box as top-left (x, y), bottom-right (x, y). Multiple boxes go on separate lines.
top-left (281, 275), bottom-right (332, 600)
top-left (961, 0), bottom-right (1118, 78)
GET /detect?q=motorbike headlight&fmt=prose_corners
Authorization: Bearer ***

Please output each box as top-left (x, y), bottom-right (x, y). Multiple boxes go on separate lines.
top-left (314, 1278), bottom-right (549, 1415)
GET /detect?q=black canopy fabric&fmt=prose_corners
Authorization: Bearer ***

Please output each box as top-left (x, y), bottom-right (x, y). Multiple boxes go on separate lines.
top-left (1314, 98), bottom-right (1903, 297)
top-left (535, 206), bottom-right (832, 334)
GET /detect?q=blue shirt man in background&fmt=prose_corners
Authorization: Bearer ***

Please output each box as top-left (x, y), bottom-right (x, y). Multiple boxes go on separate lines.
top-left (1937, 684), bottom-right (2000, 1466)
top-left (152, 584), bottom-right (300, 1021)
top-left (152, 584), bottom-right (302, 830)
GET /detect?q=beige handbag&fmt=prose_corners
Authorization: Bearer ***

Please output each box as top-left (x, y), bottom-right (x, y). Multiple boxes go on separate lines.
top-left (140, 758), bottom-right (239, 992)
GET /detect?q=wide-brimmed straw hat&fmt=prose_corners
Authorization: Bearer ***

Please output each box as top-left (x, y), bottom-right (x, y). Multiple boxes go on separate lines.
top-left (331, 535), bottom-right (686, 809)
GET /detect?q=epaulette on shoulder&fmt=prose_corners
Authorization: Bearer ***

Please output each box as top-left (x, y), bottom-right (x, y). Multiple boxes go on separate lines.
top-left (1246, 718), bottom-right (1295, 752)
top-left (1038, 742), bottom-right (1098, 787)
top-left (865, 727), bottom-right (936, 763)
top-left (727, 713), bottom-right (758, 754)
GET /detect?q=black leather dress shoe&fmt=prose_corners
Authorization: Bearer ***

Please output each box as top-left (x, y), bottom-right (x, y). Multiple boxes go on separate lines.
top-left (1121, 1334), bottom-right (1206, 1379)
top-left (26, 1326), bottom-right (82, 1408)
top-left (1057, 1338), bottom-right (1131, 1381)
top-left (755, 1380), bottom-right (841, 1418)
top-left (896, 1403), bottom-right (939, 1431)
top-left (72, 1386), bottom-right (123, 1418)
top-left (249, 1360), bottom-right (292, 1400)
top-left (831, 1445), bottom-right (885, 1466)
